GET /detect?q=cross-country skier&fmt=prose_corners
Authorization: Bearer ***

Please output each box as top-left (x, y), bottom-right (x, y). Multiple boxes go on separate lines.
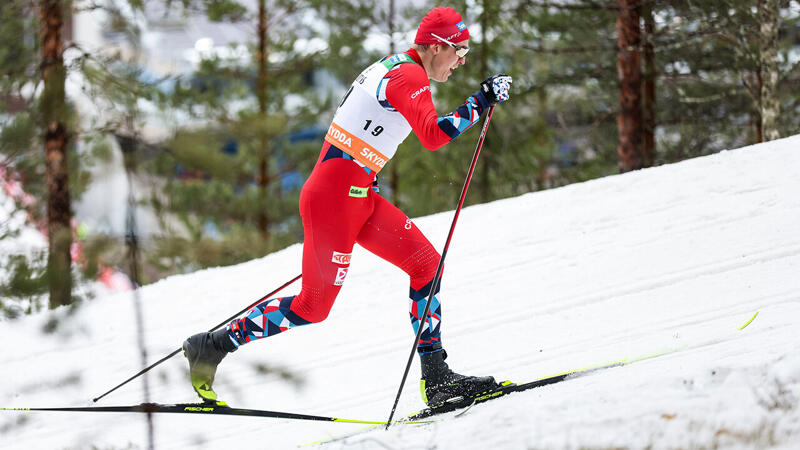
top-left (183, 6), bottom-right (513, 407)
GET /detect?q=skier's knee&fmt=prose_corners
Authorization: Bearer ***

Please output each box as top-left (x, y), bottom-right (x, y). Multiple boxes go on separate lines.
top-left (296, 307), bottom-right (331, 324)
top-left (404, 245), bottom-right (441, 286)
top-left (288, 294), bottom-right (334, 324)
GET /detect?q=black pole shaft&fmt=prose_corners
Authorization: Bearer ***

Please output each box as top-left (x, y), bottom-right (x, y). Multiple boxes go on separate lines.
top-left (385, 106), bottom-right (496, 428)
top-left (92, 273), bottom-right (302, 403)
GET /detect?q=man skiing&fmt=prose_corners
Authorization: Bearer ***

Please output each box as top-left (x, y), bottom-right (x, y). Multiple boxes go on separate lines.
top-left (183, 6), bottom-right (513, 407)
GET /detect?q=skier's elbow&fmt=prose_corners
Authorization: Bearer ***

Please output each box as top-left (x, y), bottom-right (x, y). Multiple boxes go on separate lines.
top-left (419, 137), bottom-right (446, 151)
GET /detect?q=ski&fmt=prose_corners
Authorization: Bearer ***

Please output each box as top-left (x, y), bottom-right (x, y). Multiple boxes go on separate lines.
top-left (304, 311), bottom-right (759, 445)
top-left (401, 311), bottom-right (760, 422)
top-left (303, 409), bottom-right (435, 447)
top-left (404, 372), bottom-right (603, 421)
top-left (1, 401), bottom-right (388, 424)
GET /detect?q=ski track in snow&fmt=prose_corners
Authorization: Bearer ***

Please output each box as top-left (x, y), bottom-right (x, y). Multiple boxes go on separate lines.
top-left (1, 135), bottom-right (800, 449)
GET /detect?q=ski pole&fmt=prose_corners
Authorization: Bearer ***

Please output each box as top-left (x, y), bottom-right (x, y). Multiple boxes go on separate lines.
top-left (92, 273), bottom-right (302, 403)
top-left (385, 105), bottom-right (496, 428)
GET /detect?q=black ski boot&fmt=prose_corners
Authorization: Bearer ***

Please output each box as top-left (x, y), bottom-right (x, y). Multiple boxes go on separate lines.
top-left (183, 328), bottom-right (237, 403)
top-left (419, 346), bottom-right (499, 406)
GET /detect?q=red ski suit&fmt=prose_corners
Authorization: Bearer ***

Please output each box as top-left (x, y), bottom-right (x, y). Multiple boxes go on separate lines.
top-left (292, 48), bottom-right (454, 324)
top-left (228, 48), bottom-right (490, 349)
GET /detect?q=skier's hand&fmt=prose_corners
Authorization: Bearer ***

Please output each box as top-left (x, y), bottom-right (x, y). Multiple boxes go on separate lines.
top-left (480, 74), bottom-right (513, 105)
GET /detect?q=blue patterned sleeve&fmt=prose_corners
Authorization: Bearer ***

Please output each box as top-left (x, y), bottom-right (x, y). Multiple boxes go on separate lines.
top-left (436, 90), bottom-right (491, 140)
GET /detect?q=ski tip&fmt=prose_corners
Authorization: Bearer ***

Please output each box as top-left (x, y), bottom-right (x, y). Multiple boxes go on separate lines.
top-left (738, 311), bottom-right (759, 330)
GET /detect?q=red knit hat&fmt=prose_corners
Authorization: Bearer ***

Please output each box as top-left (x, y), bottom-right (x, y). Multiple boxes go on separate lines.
top-left (414, 7), bottom-right (469, 45)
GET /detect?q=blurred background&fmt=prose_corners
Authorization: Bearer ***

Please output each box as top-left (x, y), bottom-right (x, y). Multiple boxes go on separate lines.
top-left (1, 0), bottom-right (798, 317)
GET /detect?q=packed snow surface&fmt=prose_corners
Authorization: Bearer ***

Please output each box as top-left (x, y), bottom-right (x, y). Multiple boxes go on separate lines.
top-left (2, 135), bottom-right (800, 449)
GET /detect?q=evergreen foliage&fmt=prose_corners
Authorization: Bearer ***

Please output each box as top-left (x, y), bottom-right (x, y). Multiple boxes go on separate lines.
top-left (138, 0), bottom-right (326, 280)
top-left (2, 0), bottom-right (799, 307)
top-left (0, 0), bottom-right (158, 313)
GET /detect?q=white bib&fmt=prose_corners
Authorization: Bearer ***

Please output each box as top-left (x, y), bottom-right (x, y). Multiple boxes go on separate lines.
top-left (324, 54), bottom-right (417, 173)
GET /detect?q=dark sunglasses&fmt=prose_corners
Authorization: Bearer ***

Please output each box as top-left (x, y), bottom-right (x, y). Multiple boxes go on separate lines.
top-left (430, 32), bottom-right (469, 58)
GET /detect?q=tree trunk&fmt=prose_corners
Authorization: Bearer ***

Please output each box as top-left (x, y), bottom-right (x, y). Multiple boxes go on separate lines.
top-left (642, 4), bottom-right (655, 167)
top-left (615, 0), bottom-right (643, 173)
top-left (257, 0), bottom-right (270, 239)
top-left (759, 0), bottom-right (780, 141)
top-left (41, 0), bottom-right (72, 308)
top-left (754, 70), bottom-right (763, 143)
top-left (536, 86), bottom-right (549, 190)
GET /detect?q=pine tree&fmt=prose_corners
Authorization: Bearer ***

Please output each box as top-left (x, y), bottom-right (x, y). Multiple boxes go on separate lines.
top-left (142, 0), bottom-right (328, 276)
top-left (644, 0), bottom-right (797, 159)
top-left (0, 0), bottom-right (75, 309)
top-left (495, 1), bottom-right (622, 186)
top-left (1, 0), bottom-right (159, 313)
top-left (509, 0), bottom-right (798, 172)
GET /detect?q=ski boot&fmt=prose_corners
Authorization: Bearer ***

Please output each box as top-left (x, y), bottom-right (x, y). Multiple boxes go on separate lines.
top-left (419, 345), bottom-right (499, 406)
top-left (182, 328), bottom-right (237, 403)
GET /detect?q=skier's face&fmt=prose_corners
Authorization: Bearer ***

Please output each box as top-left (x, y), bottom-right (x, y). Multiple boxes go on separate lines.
top-left (429, 39), bottom-right (468, 82)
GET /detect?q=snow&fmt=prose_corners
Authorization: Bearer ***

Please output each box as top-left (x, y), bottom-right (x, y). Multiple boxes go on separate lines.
top-left (2, 134), bottom-right (800, 449)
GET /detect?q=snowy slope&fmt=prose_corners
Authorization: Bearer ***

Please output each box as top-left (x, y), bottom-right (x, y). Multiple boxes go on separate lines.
top-left (1, 135), bottom-right (800, 449)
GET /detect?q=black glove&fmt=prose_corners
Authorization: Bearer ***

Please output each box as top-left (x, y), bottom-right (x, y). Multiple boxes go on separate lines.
top-left (480, 74), bottom-right (513, 106)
